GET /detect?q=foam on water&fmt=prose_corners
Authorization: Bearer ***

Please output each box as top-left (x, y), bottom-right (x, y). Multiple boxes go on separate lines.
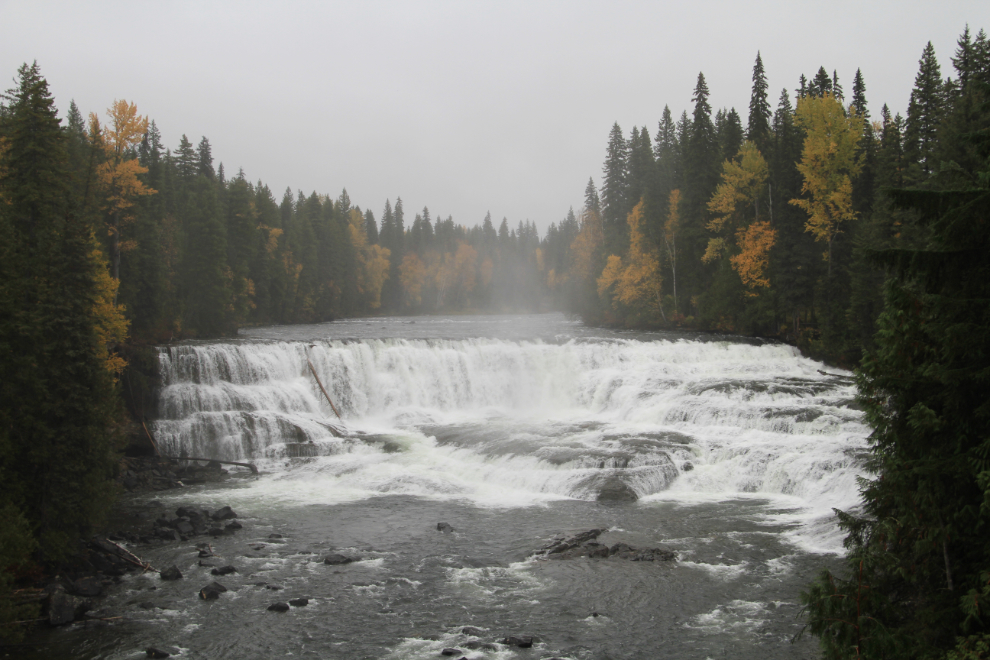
top-left (153, 331), bottom-right (869, 553)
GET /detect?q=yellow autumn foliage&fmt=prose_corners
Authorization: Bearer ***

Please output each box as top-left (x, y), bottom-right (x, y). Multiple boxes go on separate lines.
top-left (730, 221), bottom-right (776, 293)
top-left (90, 249), bottom-right (129, 377)
top-left (596, 201), bottom-right (663, 314)
top-left (348, 209), bottom-right (390, 308)
top-left (400, 253), bottom-right (427, 306)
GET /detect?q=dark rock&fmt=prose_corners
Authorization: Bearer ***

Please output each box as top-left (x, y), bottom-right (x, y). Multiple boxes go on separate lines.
top-left (682, 461), bottom-right (694, 472)
top-left (212, 506), bottom-right (237, 520)
top-left (159, 565), bottom-right (183, 581)
top-left (609, 542), bottom-right (636, 556)
top-left (176, 506), bottom-right (202, 519)
top-left (70, 576), bottom-right (104, 597)
top-left (463, 641), bottom-right (499, 650)
top-left (47, 587), bottom-right (89, 626)
top-left (268, 533), bottom-right (283, 539)
top-left (500, 635), bottom-right (534, 648)
top-left (585, 542), bottom-right (610, 559)
top-left (174, 521), bottom-right (194, 535)
top-left (265, 585), bottom-right (282, 591)
top-left (139, 602), bottom-right (157, 610)
top-left (156, 528), bottom-right (181, 542)
top-left (198, 561), bottom-right (215, 567)
top-left (225, 521), bottom-right (242, 531)
top-left (267, 602), bottom-right (290, 612)
top-left (631, 548), bottom-right (677, 562)
top-left (197, 549), bottom-right (215, 558)
top-left (596, 476), bottom-right (639, 501)
top-left (461, 626), bottom-right (485, 636)
top-left (436, 522), bottom-right (454, 533)
top-left (198, 581), bottom-right (227, 600)
top-left (211, 565), bottom-right (237, 576)
top-left (146, 648), bottom-right (171, 658)
top-left (288, 597), bottom-right (309, 607)
top-left (323, 554), bottom-right (354, 565)
top-left (207, 527), bottom-right (226, 537)
top-left (440, 649), bottom-right (462, 657)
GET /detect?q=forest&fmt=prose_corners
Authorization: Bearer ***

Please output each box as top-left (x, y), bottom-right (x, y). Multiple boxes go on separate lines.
top-left (1, 23), bottom-right (989, 659)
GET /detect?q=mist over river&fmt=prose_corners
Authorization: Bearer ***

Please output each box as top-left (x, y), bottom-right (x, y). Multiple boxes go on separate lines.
top-left (40, 314), bottom-right (868, 659)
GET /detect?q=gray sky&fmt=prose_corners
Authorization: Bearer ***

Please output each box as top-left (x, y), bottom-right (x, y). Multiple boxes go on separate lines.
top-left (2, 1), bottom-right (985, 233)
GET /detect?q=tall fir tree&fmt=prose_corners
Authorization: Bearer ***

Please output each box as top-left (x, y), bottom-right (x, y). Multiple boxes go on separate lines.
top-left (748, 52), bottom-right (772, 153)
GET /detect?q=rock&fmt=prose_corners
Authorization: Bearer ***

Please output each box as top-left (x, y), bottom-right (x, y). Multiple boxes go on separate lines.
top-left (631, 548), bottom-right (677, 562)
top-left (440, 649), bottom-right (462, 656)
top-left (174, 520), bottom-right (194, 535)
top-left (156, 528), bottom-right (181, 542)
top-left (70, 576), bottom-right (104, 597)
top-left (463, 641), bottom-right (499, 650)
top-left (436, 522), bottom-right (454, 533)
top-left (198, 561), bottom-right (214, 567)
top-left (198, 549), bottom-right (215, 558)
top-left (585, 542), bottom-right (610, 559)
top-left (225, 521), bottom-right (243, 531)
top-left (47, 587), bottom-right (89, 626)
top-left (323, 554), bottom-right (354, 565)
top-left (288, 597), bottom-right (309, 607)
top-left (146, 648), bottom-right (171, 658)
top-left (268, 533), bottom-right (283, 539)
top-left (198, 581), bottom-right (227, 600)
top-left (211, 565), bottom-right (237, 576)
top-left (609, 542), bottom-right (635, 556)
top-left (267, 602), bottom-right (290, 612)
top-left (500, 635), bottom-right (535, 648)
top-left (461, 626), bottom-right (485, 636)
top-left (212, 506), bottom-right (237, 520)
top-left (682, 461), bottom-right (694, 472)
top-left (139, 602), bottom-right (157, 610)
top-left (207, 527), bottom-right (226, 537)
top-left (595, 476), bottom-right (639, 502)
top-left (160, 565), bottom-right (182, 581)
top-left (265, 584), bottom-right (282, 591)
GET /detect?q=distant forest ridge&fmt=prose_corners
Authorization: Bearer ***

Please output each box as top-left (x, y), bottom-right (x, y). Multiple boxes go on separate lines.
top-left (32, 25), bottom-right (990, 367)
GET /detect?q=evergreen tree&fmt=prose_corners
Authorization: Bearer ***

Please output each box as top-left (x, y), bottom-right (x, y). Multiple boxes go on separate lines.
top-left (174, 134), bottom-right (197, 181)
top-left (905, 41), bottom-right (945, 176)
top-left (182, 176), bottom-right (232, 334)
top-left (748, 52), bottom-right (772, 153)
top-left (584, 177), bottom-right (601, 217)
top-left (601, 122), bottom-right (629, 255)
top-left (197, 136), bottom-right (214, 180)
top-left (952, 25), bottom-right (976, 90)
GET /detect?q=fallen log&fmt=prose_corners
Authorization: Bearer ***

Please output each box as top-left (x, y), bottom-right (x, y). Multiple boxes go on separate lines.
top-left (305, 354), bottom-right (342, 420)
top-left (166, 457), bottom-right (259, 475)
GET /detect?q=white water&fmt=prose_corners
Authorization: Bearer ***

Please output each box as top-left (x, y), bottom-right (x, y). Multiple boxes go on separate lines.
top-left (153, 327), bottom-right (868, 554)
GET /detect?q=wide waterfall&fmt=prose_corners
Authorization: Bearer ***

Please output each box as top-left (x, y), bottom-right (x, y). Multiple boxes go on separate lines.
top-left (57, 315), bottom-right (869, 660)
top-left (154, 317), bottom-right (866, 552)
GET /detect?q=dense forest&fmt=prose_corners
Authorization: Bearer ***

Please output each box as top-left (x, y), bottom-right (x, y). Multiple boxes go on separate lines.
top-left (1, 23), bottom-right (989, 658)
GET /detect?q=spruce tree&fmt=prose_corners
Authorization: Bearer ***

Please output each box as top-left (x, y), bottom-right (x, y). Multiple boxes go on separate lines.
top-left (905, 42), bottom-right (945, 176)
top-left (600, 122), bottom-right (628, 255)
top-left (748, 52), bottom-right (772, 153)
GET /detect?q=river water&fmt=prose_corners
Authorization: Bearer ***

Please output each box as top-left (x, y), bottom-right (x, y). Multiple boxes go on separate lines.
top-left (40, 314), bottom-right (868, 659)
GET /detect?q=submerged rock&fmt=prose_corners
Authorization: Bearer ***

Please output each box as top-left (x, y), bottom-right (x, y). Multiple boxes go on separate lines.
top-left (460, 626), bottom-right (485, 636)
top-left (211, 565), bottom-right (237, 576)
top-left (440, 648), bottom-right (462, 656)
top-left (267, 602), bottom-right (290, 612)
top-left (323, 553), bottom-right (355, 565)
top-left (146, 648), bottom-right (171, 658)
top-left (288, 597), bottom-right (309, 607)
top-left (595, 476), bottom-right (639, 502)
top-left (501, 635), bottom-right (535, 648)
top-left (436, 522), bottom-right (454, 533)
top-left (536, 530), bottom-right (676, 563)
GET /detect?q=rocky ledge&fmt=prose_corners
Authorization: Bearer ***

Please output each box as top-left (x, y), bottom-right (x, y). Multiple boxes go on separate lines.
top-left (535, 529), bottom-right (676, 562)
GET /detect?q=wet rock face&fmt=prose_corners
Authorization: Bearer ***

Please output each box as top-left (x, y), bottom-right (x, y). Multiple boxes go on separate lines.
top-left (595, 476), bottom-right (639, 502)
top-left (47, 586), bottom-right (90, 626)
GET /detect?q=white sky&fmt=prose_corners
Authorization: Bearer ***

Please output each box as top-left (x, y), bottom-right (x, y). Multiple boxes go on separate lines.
top-left (2, 0), bottom-right (986, 232)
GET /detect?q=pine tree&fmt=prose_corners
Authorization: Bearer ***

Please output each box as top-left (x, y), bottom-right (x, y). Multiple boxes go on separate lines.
top-left (182, 176), bottom-right (232, 334)
top-left (197, 136), bottom-right (214, 180)
top-left (905, 42), bottom-right (944, 176)
top-left (748, 52), bottom-right (772, 153)
top-left (952, 25), bottom-right (976, 90)
top-left (0, 62), bottom-right (119, 564)
top-left (584, 177), bottom-right (601, 217)
top-left (174, 134), bottom-right (197, 180)
top-left (601, 122), bottom-right (628, 255)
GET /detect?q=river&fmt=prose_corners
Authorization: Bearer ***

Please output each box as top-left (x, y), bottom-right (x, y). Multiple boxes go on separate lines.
top-left (39, 313), bottom-right (867, 659)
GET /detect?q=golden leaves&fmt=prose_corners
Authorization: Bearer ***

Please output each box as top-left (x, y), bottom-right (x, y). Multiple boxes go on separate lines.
top-left (597, 200), bottom-right (663, 312)
top-left (347, 208), bottom-right (390, 307)
top-left (400, 253), bottom-right (426, 305)
top-left (89, 248), bottom-right (129, 376)
top-left (789, 93), bottom-right (865, 246)
top-left (570, 207), bottom-right (604, 283)
top-left (730, 220), bottom-right (776, 292)
top-left (707, 141), bottom-right (768, 230)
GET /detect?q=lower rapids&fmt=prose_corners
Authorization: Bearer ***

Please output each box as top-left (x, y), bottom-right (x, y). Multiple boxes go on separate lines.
top-left (36, 314), bottom-right (868, 659)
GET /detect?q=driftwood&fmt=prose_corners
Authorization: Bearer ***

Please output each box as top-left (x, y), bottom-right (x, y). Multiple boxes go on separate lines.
top-left (306, 356), bottom-right (342, 420)
top-left (166, 456), bottom-right (259, 475)
top-left (102, 538), bottom-right (157, 573)
top-left (141, 419), bottom-right (161, 456)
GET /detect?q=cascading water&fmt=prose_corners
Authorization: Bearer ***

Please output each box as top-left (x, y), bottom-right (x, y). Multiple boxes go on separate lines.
top-left (154, 319), bottom-right (867, 551)
top-left (44, 315), bottom-right (869, 660)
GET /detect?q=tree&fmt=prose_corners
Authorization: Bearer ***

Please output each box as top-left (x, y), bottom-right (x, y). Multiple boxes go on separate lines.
top-left (790, 93), bottom-right (865, 276)
top-left (803, 129), bottom-right (990, 658)
top-left (601, 122), bottom-right (629, 254)
top-left (748, 52), bottom-right (772, 153)
top-left (0, 63), bottom-right (120, 571)
top-left (91, 100), bottom-right (156, 288)
top-left (596, 200), bottom-right (664, 321)
top-left (905, 42), bottom-right (945, 176)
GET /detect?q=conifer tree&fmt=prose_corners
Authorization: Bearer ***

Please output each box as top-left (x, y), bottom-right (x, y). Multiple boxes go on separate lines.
top-left (747, 52), bottom-right (772, 153)
top-left (601, 122), bottom-right (629, 255)
top-left (905, 42), bottom-right (944, 176)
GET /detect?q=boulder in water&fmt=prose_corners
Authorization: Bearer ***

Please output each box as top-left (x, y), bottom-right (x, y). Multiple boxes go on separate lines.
top-left (70, 576), bottom-right (104, 597)
top-left (212, 506), bottom-right (237, 520)
top-left (159, 565), bottom-right (183, 581)
top-left (437, 522), bottom-right (454, 533)
top-left (198, 581), bottom-right (227, 600)
top-left (440, 648), bottom-right (462, 656)
top-left (211, 565), bottom-right (236, 576)
top-left (323, 553), bottom-right (355, 565)
top-left (461, 626), bottom-right (485, 636)
top-left (267, 602), bottom-right (290, 612)
top-left (288, 597), bottom-right (308, 607)
top-left (146, 648), bottom-right (171, 658)
top-left (47, 586), bottom-right (90, 626)
top-left (500, 635), bottom-right (535, 648)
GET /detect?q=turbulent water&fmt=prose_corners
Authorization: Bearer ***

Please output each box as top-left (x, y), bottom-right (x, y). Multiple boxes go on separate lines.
top-left (41, 314), bottom-right (869, 659)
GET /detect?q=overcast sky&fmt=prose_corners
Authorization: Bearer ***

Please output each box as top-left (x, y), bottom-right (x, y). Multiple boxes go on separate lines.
top-left (1, 1), bottom-right (985, 233)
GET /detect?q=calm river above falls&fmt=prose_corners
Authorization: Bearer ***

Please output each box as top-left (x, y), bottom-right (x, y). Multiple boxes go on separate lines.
top-left (35, 313), bottom-right (868, 660)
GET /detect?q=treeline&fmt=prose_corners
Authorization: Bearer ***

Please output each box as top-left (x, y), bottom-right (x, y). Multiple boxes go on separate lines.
top-left (557, 26), bottom-right (990, 364)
